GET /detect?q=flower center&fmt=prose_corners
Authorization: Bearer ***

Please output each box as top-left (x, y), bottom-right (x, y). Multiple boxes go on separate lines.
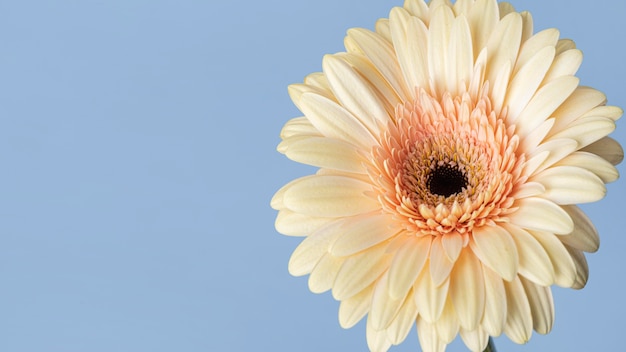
top-left (427, 164), bottom-right (467, 197)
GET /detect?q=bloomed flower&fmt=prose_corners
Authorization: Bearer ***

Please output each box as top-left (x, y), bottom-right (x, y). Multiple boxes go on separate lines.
top-left (271, 0), bottom-right (623, 351)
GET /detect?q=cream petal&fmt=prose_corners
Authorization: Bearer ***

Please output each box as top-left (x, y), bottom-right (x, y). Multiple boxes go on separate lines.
top-left (480, 265), bottom-right (507, 336)
top-left (484, 12), bottom-right (522, 92)
top-left (514, 28), bottom-right (559, 77)
top-left (283, 175), bottom-right (379, 218)
top-left (449, 249), bottom-right (485, 330)
top-left (543, 49), bottom-right (583, 83)
top-left (333, 242), bottom-right (391, 300)
top-left (429, 236), bottom-right (456, 286)
top-left (508, 197), bottom-right (573, 234)
top-left (427, 5), bottom-right (455, 96)
top-left (460, 326), bottom-right (489, 352)
top-left (533, 165), bottom-right (606, 204)
top-left (330, 212), bottom-right (398, 257)
top-left (322, 54), bottom-right (391, 135)
top-left (503, 277), bottom-right (533, 344)
top-left (338, 282), bottom-right (375, 328)
top-left (556, 151), bottom-right (619, 183)
top-left (563, 244), bottom-right (589, 289)
top-left (403, 0), bottom-right (429, 21)
top-left (498, 2), bottom-right (515, 18)
top-left (504, 46), bottom-right (556, 123)
top-left (279, 116), bottom-right (321, 139)
top-left (385, 290), bottom-right (418, 345)
top-left (441, 232), bottom-right (463, 262)
top-left (468, 0), bottom-right (499, 58)
top-left (303, 71), bottom-right (332, 92)
top-left (515, 76), bottom-right (579, 139)
top-left (504, 223), bottom-right (555, 286)
top-left (558, 205), bottom-right (599, 253)
top-left (366, 316), bottom-right (392, 352)
top-left (283, 136), bottom-right (366, 173)
top-left (434, 298), bottom-right (460, 344)
top-left (511, 181), bottom-right (545, 199)
top-left (447, 15), bottom-right (473, 95)
top-left (470, 225), bottom-right (518, 281)
top-left (346, 28), bottom-right (410, 101)
top-left (416, 317), bottom-right (447, 352)
top-left (520, 277), bottom-right (555, 335)
top-left (375, 18), bottom-right (392, 43)
top-left (370, 272), bottom-right (406, 330)
top-left (413, 264), bottom-right (450, 323)
top-left (288, 219), bottom-right (343, 276)
top-left (528, 230), bottom-right (577, 288)
top-left (452, 0), bottom-right (472, 16)
top-left (555, 38), bottom-right (576, 53)
top-left (582, 105), bottom-right (623, 121)
top-left (527, 138), bottom-right (578, 175)
top-left (518, 118), bottom-right (555, 155)
top-left (274, 210), bottom-right (334, 237)
top-left (299, 92), bottom-right (376, 149)
top-left (581, 137), bottom-right (624, 165)
top-left (390, 7), bottom-right (429, 95)
top-left (550, 86), bottom-right (606, 134)
top-left (308, 253), bottom-right (344, 293)
top-left (288, 83), bottom-right (335, 111)
top-left (549, 116), bottom-right (616, 149)
top-left (387, 235), bottom-right (432, 299)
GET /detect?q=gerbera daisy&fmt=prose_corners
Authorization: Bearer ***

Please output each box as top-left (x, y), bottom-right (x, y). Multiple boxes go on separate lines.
top-left (271, 0), bottom-right (623, 351)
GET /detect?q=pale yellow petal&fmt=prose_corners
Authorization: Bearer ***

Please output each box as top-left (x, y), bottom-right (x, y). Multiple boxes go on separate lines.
top-left (470, 225), bottom-right (518, 281)
top-left (427, 5), bottom-right (455, 96)
top-left (563, 244), bottom-right (589, 289)
top-left (550, 86), bottom-right (606, 134)
top-left (387, 235), bottom-right (432, 299)
top-left (508, 197), bottom-right (573, 234)
top-left (484, 13), bottom-right (522, 93)
top-left (413, 264), bottom-right (449, 323)
top-left (558, 205), bottom-right (599, 253)
top-left (279, 116), bottom-right (321, 140)
top-left (550, 116), bottom-right (616, 149)
top-left (282, 136), bottom-right (366, 173)
top-left (520, 277), bottom-right (554, 335)
top-left (287, 219), bottom-right (343, 276)
top-left (556, 151), bottom-right (618, 184)
top-left (441, 231), bottom-right (463, 262)
top-left (529, 230), bottom-right (577, 288)
top-left (447, 15), bottom-right (473, 95)
top-left (338, 282), bottom-right (375, 328)
top-left (308, 253), bottom-right (344, 293)
top-left (514, 28), bottom-right (559, 77)
top-left (429, 236), bottom-right (456, 286)
top-left (366, 316), bottom-right (393, 352)
top-left (480, 265), bottom-right (507, 336)
top-left (503, 276), bottom-right (533, 344)
top-left (581, 137), bottom-right (624, 165)
top-left (468, 0), bottom-right (499, 57)
top-left (449, 248), bottom-right (485, 330)
top-left (385, 290), bottom-right (418, 345)
top-left (533, 165), bottom-right (606, 204)
top-left (390, 7), bottom-right (429, 95)
top-left (282, 175), bottom-right (379, 217)
top-left (274, 210), bottom-right (333, 237)
top-left (370, 272), bottom-right (406, 330)
top-left (330, 212), bottom-right (398, 257)
top-left (460, 326), bottom-right (489, 352)
top-left (333, 242), bottom-right (391, 300)
top-left (417, 317), bottom-right (447, 352)
top-left (504, 223), bottom-right (555, 286)
top-left (543, 49), bottom-right (582, 83)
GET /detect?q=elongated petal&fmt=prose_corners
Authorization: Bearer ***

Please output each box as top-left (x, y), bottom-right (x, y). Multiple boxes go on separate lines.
top-left (533, 165), bottom-right (606, 204)
top-left (282, 136), bottom-right (366, 173)
top-left (387, 235), bottom-right (432, 299)
top-left (385, 290), bottom-right (418, 345)
top-left (529, 230), bottom-right (577, 288)
top-left (508, 197), bottom-right (573, 234)
top-left (504, 223), bottom-right (555, 286)
top-left (417, 317), bottom-right (446, 352)
top-left (503, 277), bottom-right (533, 344)
top-left (333, 242), bottom-right (391, 300)
top-left (558, 205), bottom-right (599, 253)
top-left (449, 248), bottom-right (485, 330)
top-left (330, 213), bottom-right (398, 257)
top-left (275, 210), bottom-right (333, 237)
top-left (338, 283), bottom-right (375, 328)
top-left (308, 253), bottom-right (344, 293)
top-left (470, 225), bottom-right (518, 281)
top-left (288, 219), bottom-right (343, 276)
top-left (413, 265), bottom-right (450, 323)
top-left (481, 265), bottom-right (507, 336)
top-left (520, 277), bottom-right (555, 335)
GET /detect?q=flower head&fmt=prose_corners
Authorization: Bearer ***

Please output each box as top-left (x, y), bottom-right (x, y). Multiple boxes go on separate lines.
top-left (271, 0), bottom-right (623, 351)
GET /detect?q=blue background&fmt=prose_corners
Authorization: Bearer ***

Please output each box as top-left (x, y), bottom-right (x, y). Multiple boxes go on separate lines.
top-left (0, 0), bottom-right (623, 351)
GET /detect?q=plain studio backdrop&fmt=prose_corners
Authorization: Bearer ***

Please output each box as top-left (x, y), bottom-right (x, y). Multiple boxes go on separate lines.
top-left (0, 0), bottom-right (623, 351)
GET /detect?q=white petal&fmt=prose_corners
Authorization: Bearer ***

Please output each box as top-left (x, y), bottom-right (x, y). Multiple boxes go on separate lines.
top-left (447, 15), bottom-right (473, 95)
top-left (331, 212), bottom-right (398, 257)
top-left (288, 83), bottom-right (335, 111)
top-left (323, 54), bottom-right (391, 135)
top-left (508, 197), bottom-right (573, 234)
top-left (518, 118), bottom-right (554, 155)
top-left (481, 265), bottom-right (507, 336)
top-left (338, 283), bottom-right (375, 328)
top-left (288, 219), bottom-right (343, 276)
top-left (274, 210), bottom-right (334, 237)
top-left (527, 138), bottom-right (578, 175)
top-left (533, 165), bottom-right (606, 204)
top-left (283, 136), bottom-right (366, 173)
top-left (514, 28), bottom-right (559, 77)
top-left (511, 181), bottom-right (545, 199)
top-left (308, 253), bottom-right (344, 293)
top-left (529, 230), bottom-right (577, 288)
top-left (387, 235), bottom-right (432, 299)
top-left (299, 92), bottom-right (376, 149)
top-left (543, 49), bottom-right (583, 83)
top-left (558, 205), bottom-right (599, 253)
top-left (429, 236), bottom-right (455, 286)
top-left (550, 116), bottom-right (616, 149)
top-left (504, 223), bottom-right (555, 286)
top-left (449, 249), bottom-right (485, 330)
top-left (556, 151), bottom-right (619, 183)
top-left (333, 242), bottom-right (391, 300)
top-left (283, 175), bottom-right (379, 218)
top-left (427, 5), bottom-right (455, 96)
top-left (467, 0), bottom-right (499, 57)
top-left (417, 317), bottom-right (447, 352)
top-left (503, 276), bottom-right (533, 344)
top-left (413, 264), bottom-right (450, 323)
top-left (520, 277), bottom-right (554, 335)
top-left (470, 225), bottom-right (518, 281)
top-left (279, 116), bottom-right (321, 139)
top-left (460, 326), bottom-right (489, 352)
top-left (484, 13), bottom-right (522, 93)
top-left (550, 87), bottom-right (607, 134)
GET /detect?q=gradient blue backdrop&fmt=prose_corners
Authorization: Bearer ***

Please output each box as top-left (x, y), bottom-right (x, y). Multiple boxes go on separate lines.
top-left (0, 1), bottom-right (623, 351)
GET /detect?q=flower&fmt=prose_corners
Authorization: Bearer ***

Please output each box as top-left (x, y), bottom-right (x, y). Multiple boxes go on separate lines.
top-left (271, 0), bottom-right (623, 351)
